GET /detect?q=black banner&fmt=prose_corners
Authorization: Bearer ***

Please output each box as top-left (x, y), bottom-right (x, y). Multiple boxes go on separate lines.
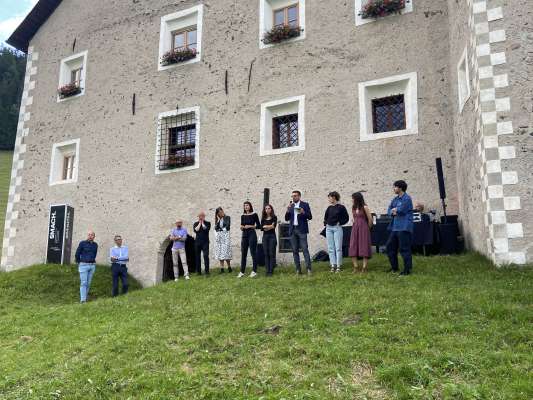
top-left (46, 205), bottom-right (74, 264)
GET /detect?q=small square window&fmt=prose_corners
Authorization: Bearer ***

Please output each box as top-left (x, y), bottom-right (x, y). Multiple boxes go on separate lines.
top-left (156, 107), bottom-right (200, 174)
top-left (260, 0), bottom-right (306, 48)
top-left (260, 95), bottom-right (305, 156)
top-left (273, 113), bottom-right (299, 149)
top-left (57, 51), bottom-right (88, 102)
top-left (358, 72), bottom-right (418, 141)
top-left (159, 6), bottom-right (203, 70)
top-left (371, 95), bottom-right (406, 133)
top-left (49, 139), bottom-right (80, 185)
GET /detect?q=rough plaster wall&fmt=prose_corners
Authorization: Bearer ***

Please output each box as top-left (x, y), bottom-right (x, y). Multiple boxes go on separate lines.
top-left (447, 0), bottom-right (488, 255)
top-left (6, 0), bottom-right (458, 285)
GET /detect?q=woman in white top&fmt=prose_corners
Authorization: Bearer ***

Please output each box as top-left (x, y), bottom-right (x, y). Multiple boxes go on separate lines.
top-left (214, 207), bottom-right (232, 273)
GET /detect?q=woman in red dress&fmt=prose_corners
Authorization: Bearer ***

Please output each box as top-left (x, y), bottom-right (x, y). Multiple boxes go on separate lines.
top-left (349, 192), bottom-right (373, 273)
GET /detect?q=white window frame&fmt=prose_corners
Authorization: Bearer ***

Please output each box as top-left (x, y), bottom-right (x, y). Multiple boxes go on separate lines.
top-left (158, 5), bottom-right (203, 71)
top-left (260, 95), bottom-right (305, 156)
top-left (358, 72), bottom-right (418, 142)
top-left (57, 51), bottom-right (88, 103)
top-left (457, 47), bottom-right (471, 113)
top-left (49, 139), bottom-right (80, 186)
top-left (355, 0), bottom-right (413, 26)
top-left (259, 0), bottom-right (306, 49)
top-left (155, 106), bottom-right (201, 174)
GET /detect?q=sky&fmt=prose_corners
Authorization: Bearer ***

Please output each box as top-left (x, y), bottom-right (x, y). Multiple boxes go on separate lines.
top-left (0, 0), bottom-right (39, 46)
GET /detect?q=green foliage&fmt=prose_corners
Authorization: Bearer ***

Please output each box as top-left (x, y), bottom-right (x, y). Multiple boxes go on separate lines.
top-left (0, 254), bottom-right (531, 399)
top-left (0, 46), bottom-right (26, 150)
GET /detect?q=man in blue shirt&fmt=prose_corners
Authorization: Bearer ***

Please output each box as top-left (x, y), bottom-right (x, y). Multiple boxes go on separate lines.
top-left (169, 219), bottom-right (190, 280)
top-left (386, 180), bottom-right (414, 275)
top-left (75, 230), bottom-right (98, 303)
top-left (110, 235), bottom-right (129, 296)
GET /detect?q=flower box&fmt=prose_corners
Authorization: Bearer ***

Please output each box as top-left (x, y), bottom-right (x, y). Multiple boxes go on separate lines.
top-left (58, 82), bottom-right (82, 99)
top-left (262, 25), bottom-right (303, 45)
top-left (160, 47), bottom-right (198, 66)
top-left (359, 0), bottom-right (408, 19)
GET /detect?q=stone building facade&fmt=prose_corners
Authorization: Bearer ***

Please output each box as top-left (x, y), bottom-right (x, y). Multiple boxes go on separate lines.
top-left (2, 0), bottom-right (531, 286)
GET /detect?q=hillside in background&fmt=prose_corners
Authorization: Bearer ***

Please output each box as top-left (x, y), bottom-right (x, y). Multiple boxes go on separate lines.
top-left (0, 46), bottom-right (26, 150)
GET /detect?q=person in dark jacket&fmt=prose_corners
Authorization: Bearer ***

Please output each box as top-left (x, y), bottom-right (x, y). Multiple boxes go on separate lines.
top-left (193, 211), bottom-right (211, 275)
top-left (285, 190), bottom-right (313, 275)
top-left (75, 230), bottom-right (98, 303)
top-left (261, 204), bottom-right (278, 277)
top-left (323, 191), bottom-right (349, 272)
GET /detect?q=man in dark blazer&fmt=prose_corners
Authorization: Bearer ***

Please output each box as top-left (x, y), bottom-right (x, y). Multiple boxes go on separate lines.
top-left (284, 190), bottom-right (313, 274)
top-left (193, 211), bottom-right (211, 275)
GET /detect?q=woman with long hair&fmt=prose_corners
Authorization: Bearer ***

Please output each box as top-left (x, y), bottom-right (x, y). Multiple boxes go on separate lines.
top-left (214, 207), bottom-right (232, 273)
top-left (261, 204), bottom-right (278, 276)
top-left (239, 201), bottom-right (260, 278)
top-left (349, 192), bottom-right (373, 273)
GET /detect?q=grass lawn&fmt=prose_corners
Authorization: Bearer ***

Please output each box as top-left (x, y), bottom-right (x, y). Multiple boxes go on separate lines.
top-left (0, 151), bottom-right (13, 257)
top-left (0, 254), bottom-right (531, 399)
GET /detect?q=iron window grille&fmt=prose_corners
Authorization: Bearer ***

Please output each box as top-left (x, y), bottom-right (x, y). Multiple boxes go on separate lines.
top-left (272, 113), bottom-right (299, 149)
top-left (157, 112), bottom-right (197, 171)
top-left (371, 94), bottom-right (406, 133)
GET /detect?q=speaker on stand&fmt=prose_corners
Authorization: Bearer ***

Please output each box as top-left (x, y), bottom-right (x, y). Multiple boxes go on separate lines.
top-left (436, 158), bottom-right (460, 254)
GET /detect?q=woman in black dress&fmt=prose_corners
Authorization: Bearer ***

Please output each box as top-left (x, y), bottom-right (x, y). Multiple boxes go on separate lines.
top-left (261, 204), bottom-right (278, 276)
top-left (238, 201), bottom-right (260, 278)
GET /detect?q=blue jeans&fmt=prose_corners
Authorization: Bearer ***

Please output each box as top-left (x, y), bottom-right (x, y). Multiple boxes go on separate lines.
top-left (79, 263), bottom-right (96, 302)
top-left (326, 225), bottom-right (344, 268)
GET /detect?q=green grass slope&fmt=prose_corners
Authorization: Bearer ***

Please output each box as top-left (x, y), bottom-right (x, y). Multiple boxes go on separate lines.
top-left (0, 255), bottom-right (532, 399)
top-left (0, 151), bottom-right (13, 255)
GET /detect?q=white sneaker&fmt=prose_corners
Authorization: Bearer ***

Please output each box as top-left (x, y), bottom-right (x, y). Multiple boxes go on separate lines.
top-left (237, 272), bottom-right (245, 278)
top-left (330, 266), bottom-right (336, 273)
top-left (250, 271), bottom-right (257, 278)
top-left (185, 275), bottom-right (190, 280)
top-left (174, 278), bottom-right (179, 282)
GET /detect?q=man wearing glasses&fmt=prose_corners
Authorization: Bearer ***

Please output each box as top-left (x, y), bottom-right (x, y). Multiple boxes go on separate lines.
top-left (110, 235), bottom-right (129, 297)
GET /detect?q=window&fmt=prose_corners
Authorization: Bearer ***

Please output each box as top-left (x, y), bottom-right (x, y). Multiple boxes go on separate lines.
top-left (273, 4), bottom-right (299, 28)
top-left (260, 95), bottom-right (305, 156)
top-left (156, 107), bottom-right (200, 174)
top-left (62, 155), bottom-right (76, 181)
top-left (358, 72), bottom-right (418, 141)
top-left (273, 114), bottom-right (299, 148)
top-left (371, 95), bottom-right (406, 133)
top-left (57, 51), bottom-right (88, 102)
top-left (260, 0), bottom-right (306, 48)
top-left (49, 139), bottom-right (80, 185)
top-left (355, 0), bottom-right (414, 26)
top-left (159, 5), bottom-right (203, 70)
top-left (457, 47), bottom-right (471, 113)
top-left (172, 27), bottom-right (197, 51)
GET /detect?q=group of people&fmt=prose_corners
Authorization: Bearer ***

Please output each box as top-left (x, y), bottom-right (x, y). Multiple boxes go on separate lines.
top-left (74, 181), bottom-right (414, 303)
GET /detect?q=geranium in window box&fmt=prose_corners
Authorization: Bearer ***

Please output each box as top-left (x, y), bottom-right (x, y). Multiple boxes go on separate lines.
top-left (161, 47), bottom-right (198, 66)
top-left (262, 25), bottom-right (303, 45)
top-left (359, 0), bottom-right (408, 19)
top-left (58, 82), bottom-right (82, 99)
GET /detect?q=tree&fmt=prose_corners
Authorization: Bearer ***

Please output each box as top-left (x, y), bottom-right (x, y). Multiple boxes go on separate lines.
top-left (0, 46), bottom-right (26, 150)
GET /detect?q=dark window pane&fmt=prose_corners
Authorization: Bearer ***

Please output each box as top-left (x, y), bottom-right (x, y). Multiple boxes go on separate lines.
top-left (371, 95), bottom-right (406, 134)
top-left (158, 112), bottom-right (197, 170)
top-left (273, 114), bottom-right (299, 149)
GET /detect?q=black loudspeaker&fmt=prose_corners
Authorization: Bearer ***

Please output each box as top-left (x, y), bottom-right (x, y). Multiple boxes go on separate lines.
top-left (436, 158), bottom-right (446, 200)
top-left (438, 223), bottom-right (459, 255)
top-left (263, 188), bottom-right (270, 207)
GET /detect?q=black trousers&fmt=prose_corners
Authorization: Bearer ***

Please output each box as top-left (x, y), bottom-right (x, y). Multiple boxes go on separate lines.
top-left (263, 234), bottom-right (277, 275)
top-left (111, 263), bottom-right (128, 297)
top-left (386, 231), bottom-right (413, 273)
top-left (195, 241), bottom-right (210, 274)
top-left (241, 230), bottom-right (258, 273)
